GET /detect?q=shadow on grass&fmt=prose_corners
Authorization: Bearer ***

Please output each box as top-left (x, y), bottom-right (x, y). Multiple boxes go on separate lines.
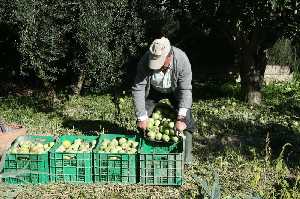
top-left (192, 80), bottom-right (241, 102)
top-left (62, 119), bottom-right (136, 136)
top-left (193, 113), bottom-right (300, 168)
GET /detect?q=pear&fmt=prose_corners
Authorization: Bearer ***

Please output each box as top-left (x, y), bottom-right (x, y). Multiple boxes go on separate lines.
top-left (102, 140), bottom-right (110, 147)
top-left (132, 141), bottom-right (139, 148)
top-left (111, 139), bottom-right (118, 146)
top-left (147, 131), bottom-right (156, 141)
top-left (152, 112), bottom-right (160, 120)
top-left (155, 133), bottom-right (162, 141)
top-left (168, 122), bottom-right (175, 129)
top-left (171, 136), bottom-right (179, 142)
top-left (10, 148), bottom-right (18, 154)
top-left (148, 118), bottom-right (155, 128)
top-left (20, 148), bottom-right (29, 154)
top-left (128, 148), bottom-right (137, 154)
top-left (115, 146), bottom-right (122, 152)
top-left (100, 145), bottom-right (107, 151)
top-left (118, 138), bottom-right (127, 145)
top-left (74, 139), bottom-right (82, 144)
top-left (57, 145), bottom-right (66, 152)
top-left (62, 140), bottom-right (72, 148)
top-left (164, 129), bottom-right (170, 135)
top-left (121, 142), bottom-right (129, 149)
top-left (162, 134), bottom-right (170, 142)
top-left (169, 129), bottom-right (175, 136)
top-left (104, 147), bottom-right (111, 153)
top-left (154, 120), bottom-right (160, 126)
top-left (127, 140), bottom-right (134, 147)
top-left (36, 143), bottom-right (44, 148)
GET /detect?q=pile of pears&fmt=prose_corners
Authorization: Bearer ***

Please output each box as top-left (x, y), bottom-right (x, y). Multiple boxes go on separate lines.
top-left (98, 137), bottom-right (139, 154)
top-left (146, 108), bottom-right (180, 143)
top-left (9, 140), bottom-right (55, 154)
top-left (56, 139), bottom-right (96, 153)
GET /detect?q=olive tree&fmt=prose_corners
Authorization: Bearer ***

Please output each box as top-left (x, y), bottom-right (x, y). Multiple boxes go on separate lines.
top-left (184, 0), bottom-right (300, 104)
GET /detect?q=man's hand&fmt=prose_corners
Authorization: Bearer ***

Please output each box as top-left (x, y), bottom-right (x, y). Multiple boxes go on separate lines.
top-left (137, 119), bottom-right (148, 130)
top-left (176, 116), bottom-right (187, 132)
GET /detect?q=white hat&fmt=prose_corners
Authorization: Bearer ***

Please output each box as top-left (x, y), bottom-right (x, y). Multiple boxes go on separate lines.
top-left (148, 37), bottom-right (171, 70)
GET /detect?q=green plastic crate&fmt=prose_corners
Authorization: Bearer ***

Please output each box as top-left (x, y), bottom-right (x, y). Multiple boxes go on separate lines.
top-left (139, 139), bottom-right (184, 186)
top-left (49, 135), bottom-right (98, 183)
top-left (93, 134), bottom-right (140, 184)
top-left (3, 135), bottom-right (54, 184)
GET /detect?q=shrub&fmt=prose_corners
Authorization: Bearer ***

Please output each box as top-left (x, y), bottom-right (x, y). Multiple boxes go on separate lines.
top-left (267, 39), bottom-right (295, 66)
top-left (267, 38), bottom-right (300, 79)
top-left (12, 0), bottom-right (74, 90)
top-left (12, 0), bottom-right (145, 94)
top-left (78, 0), bottom-right (145, 92)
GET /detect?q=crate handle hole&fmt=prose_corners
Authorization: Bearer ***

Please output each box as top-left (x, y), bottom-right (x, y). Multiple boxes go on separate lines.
top-left (17, 157), bottom-right (30, 161)
top-left (63, 154), bottom-right (76, 160)
top-left (108, 155), bottom-right (121, 160)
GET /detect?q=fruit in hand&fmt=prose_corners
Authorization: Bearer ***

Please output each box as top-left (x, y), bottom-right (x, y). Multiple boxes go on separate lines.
top-left (152, 112), bottom-right (161, 120)
top-left (171, 136), bottom-right (179, 142)
top-left (145, 106), bottom-right (181, 143)
top-left (147, 131), bottom-right (156, 140)
top-left (154, 120), bottom-right (160, 126)
top-left (155, 133), bottom-right (162, 141)
top-left (168, 122), bottom-right (175, 129)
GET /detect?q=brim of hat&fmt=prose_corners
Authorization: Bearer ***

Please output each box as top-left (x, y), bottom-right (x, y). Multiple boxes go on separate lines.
top-left (148, 54), bottom-right (167, 70)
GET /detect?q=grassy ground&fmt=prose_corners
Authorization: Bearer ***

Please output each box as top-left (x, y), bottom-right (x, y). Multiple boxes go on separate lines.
top-left (0, 81), bottom-right (300, 198)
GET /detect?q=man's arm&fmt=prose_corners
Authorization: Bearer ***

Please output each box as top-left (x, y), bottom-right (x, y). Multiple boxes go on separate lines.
top-left (175, 51), bottom-right (192, 132)
top-left (132, 51), bottom-right (150, 119)
top-left (177, 51), bottom-right (193, 116)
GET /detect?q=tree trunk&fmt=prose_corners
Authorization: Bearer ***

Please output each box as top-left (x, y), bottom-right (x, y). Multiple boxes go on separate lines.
top-left (239, 48), bottom-right (267, 105)
top-left (72, 70), bottom-right (85, 95)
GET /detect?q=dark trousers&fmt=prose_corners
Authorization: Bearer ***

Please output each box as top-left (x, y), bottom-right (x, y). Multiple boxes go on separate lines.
top-left (145, 87), bottom-right (195, 164)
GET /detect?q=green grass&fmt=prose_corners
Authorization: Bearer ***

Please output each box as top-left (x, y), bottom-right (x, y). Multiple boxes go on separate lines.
top-left (0, 82), bottom-right (300, 198)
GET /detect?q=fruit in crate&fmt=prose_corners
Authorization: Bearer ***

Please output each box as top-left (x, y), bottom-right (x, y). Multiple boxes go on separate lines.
top-left (98, 137), bottom-right (138, 154)
top-left (9, 140), bottom-right (55, 154)
top-left (56, 139), bottom-right (96, 153)
top-left (146, 108), bottom-right (180, 143)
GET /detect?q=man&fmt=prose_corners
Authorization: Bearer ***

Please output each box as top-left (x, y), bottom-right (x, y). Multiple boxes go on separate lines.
top-left (0, 119), bottom-right (27, 156)
top-left (132, 36), bottom-right (196, 165)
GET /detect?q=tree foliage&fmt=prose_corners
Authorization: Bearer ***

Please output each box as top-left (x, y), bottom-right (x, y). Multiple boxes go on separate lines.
top-left (3, 0), bottom-right (145, 93)
top-left (183, 0), bottom-right (300, 103)
top-left (0, 0), bottom-right (299, 98)
top-left (15, 0), bottom-right (79, 88)
top-left (78, 0), bottom-right (145, 92)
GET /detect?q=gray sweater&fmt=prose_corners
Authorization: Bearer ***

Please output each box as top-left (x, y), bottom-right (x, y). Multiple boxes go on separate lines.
top-left (132, 46), bottom-right (192, 118)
